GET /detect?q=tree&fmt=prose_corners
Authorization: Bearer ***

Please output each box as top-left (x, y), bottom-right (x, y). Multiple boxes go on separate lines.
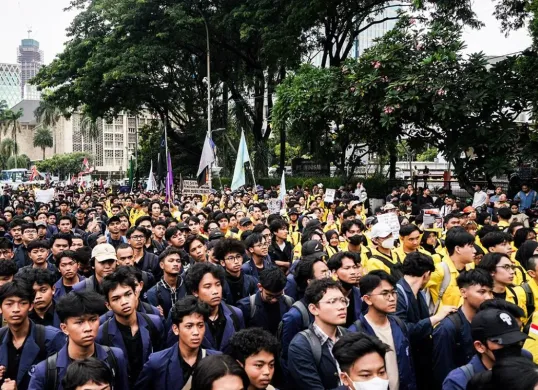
top-left (34, 98), bottom-right (63, 128)
top-left (0, 139), bottom-right (18, 170)
top-left (1, 109), bottom-right (23, 168)
top-left (35, 152), bottom-right (92, 179)
top-left (79, 115), bottom-right (100, 142)
top-left (7, 155), bottom-right (30, 170)
top-left (33, 127), bottom-right (54, 160)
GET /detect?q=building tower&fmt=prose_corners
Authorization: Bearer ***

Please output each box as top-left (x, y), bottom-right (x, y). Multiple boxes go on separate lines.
top-left (17, 30), bottom-right (44, 100)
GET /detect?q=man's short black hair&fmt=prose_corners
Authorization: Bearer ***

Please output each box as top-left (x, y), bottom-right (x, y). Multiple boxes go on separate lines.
top-left (0, 237), bottom-right (13, 251)
top-left (294, 258), bottom-right (325, 291)
top-left (164, 226), bottom-right (181, 242)
top-left (477, 252), bottom-right (510, 274)
top-left (158, 246), bottom-right (185, 263)
top-left (304, 278), bottom-right (342, 306)
top-left (402, 252), bottom-right (435, 277)
top-left (61, 358), bottom-right (113, 390)
top-left (229, 328), bottom-right (279, 364)
top-left (170, 295), bottom-right (211, 326)
top-left (56, 291), bottom-right (107, 322)
top-left (456, 269), bottom-right (493, 289)
top-left (135, 215), bottom-right (152, 227)
top-left (101, 269), bottom-right (137, 302)
top-left (27, 240), bottom-right (50, 252)
top-left (445, 228), bottom-right (475, 256)
top-left (443, 213), bottom-right (460, 227)
top-left (359, 270), bottom-right (397, 295)
top-left (184, 234), bottom-right (207, 252)
top-left (399, 224), bottom-right (421, 237)
top-left (9, 219), bottom-right (25, 230)
top-left (26, 268), bottom-right (56, 288)
top-left (327, 251), bottom-right (361, 271)
top-left (341, 219), bottom-right (365, 236)
top-left (213, 238), bottom-right (245, 261)
top-left (0, 260), bottom-right (17, 277)
top-left (55, 250), bottom-right (78, 268)
top-left (49, 233), bottom-right (73, 248)
top-left (497, 207), bottom-right (512, 220)
top-left (333, 332), bottom-right (391, 373)
top-left (480, 231), bottom-right (512, 250)
top-left (259, 267), bottom-right (286, 292)
top-left (269, 219), bottom-right (288, 234)
top-left (0, 279), bottom-right (34, 305)
top-left (185, 262), bottom-right (225, 294)
top-left (127, 226), bottom-right (149, 239)
top-left (244, 233), bottom-right (265, 249)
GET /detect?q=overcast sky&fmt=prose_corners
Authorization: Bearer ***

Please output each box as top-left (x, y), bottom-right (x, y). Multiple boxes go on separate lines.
top-left (0, 0), bottom-right (532, 65)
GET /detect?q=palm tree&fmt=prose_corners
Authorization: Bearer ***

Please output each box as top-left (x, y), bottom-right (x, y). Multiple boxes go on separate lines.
top-left (33, 126), bottom-right (54, 160)
top-left (80, 114), bottom-right (100, 141)
top-left (1, 109), bottom-right (23, 168)
top-left (34, 99), bottom-right (63, 127)
top-left (0, 139), bottom-right (18, 169)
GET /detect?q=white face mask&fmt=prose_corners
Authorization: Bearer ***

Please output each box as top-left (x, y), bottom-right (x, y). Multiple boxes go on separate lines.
top-left (381, 238), bottom-right (395, 249)
top-left (352, 377), bottom-right (390, 390)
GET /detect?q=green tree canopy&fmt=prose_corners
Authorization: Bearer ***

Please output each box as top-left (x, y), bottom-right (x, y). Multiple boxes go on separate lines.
top-left (36, 152), bottom-right (93, 179)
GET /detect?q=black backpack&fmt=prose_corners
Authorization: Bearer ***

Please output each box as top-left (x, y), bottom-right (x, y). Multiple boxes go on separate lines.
top-left (44, 345), bottom-right (118, 390)
top-left (300, 326), bottom-right (348, 368)
top-left (225, 304), bottom-right (241, 331)
top-left (370, 254), bottom-right (404, 280)
top-left (277, 300), bottom-right (310, 341)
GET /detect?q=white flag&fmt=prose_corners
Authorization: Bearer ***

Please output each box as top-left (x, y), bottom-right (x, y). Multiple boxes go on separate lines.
top-left (279, 170), bottom-right (286, 203)
top-left (197, 135), bottom-right (216, 186)
top-left (231, 131), bottom-right (251, 190)
top-left (146, 161), bottom-right (157, 191)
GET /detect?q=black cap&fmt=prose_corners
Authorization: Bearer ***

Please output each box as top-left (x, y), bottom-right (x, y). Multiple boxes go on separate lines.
top-left (106, 215), bottom-right (121, 226)
top-left (208, 231), bottom-right (225, 241)
top-left (288, 208), bottom-right (300, 216)
top-left (239, 217), bottom-right (253, 227)
top-left (301, 240), bottom-right (327, 260)
top-left (471, 309), bottom-right (529, 345)
top-left (176, 222), bottom-right (190, 232)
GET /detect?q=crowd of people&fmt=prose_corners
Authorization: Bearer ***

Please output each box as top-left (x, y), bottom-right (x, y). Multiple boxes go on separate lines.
top-left (0, 181), bottom-right (538, 390)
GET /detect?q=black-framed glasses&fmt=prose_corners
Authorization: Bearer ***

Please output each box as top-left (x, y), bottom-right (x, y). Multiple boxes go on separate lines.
top-left (369, 290), bottom-right (397, 300)
top-left (496, 264), bottom-right (516, 271)
top-left (224, 255), bottom-right (243, 263)
top-left (319, 297), bottom-right (350, 307)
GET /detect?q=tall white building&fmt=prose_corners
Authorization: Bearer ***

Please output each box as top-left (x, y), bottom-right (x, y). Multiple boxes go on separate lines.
top-left (17, 38), bottom-right (44, 100)
top-left (54, 113), bottom-right (155, 177)
top-left (351, 4), bottom-right (399, 58)
top-left (0, 63), bottom-right (22, 108)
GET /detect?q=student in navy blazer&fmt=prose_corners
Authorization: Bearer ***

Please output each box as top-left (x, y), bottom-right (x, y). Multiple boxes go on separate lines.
top-left (285, 257), bottom-right (330, 302)
top-left (53, 250), bottom-right (85, 301)
top-left (136, 296), bottom-right (221, 389)
top-left (242, 233), bottom-right (275, 283)
top-left (185, 262), bottom-right (244, 353)
top-left (0, 280), bottom-right (65, 390)
top-left (328, 251), bottom-right (365, 326)
top-left (350, 271), bottom-right (417, 390)
top-left (237, 267), bottom-right (294, 335)
top-left (96, 268), bottom-right (164, 387)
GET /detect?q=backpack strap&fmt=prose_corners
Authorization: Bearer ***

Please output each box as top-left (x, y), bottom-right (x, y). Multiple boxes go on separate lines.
top-left (283, 295), bottom-right (294, 309)
top-left (428, 261), bottom-right (451, 315)
top-left (352, 319), bottom-right (363, 332)
top-left (141, 301), bottom-right (154, 314)
top-left (142, 271), bottom-right (149, 287)
top-left (102, 345), bottom-right (118, 383)
top-left (371, 255), bottom-right (403, 280)
top-left (34, 324), bottom-right (47, 362)
top-left (396, 283), bottom-right (409, 309)
top-left (293, 300), bottom-right (310, 329)
top-left (85, 277), bottom-right (93, 291)
top-left (225, 304), bottom-right (241, 331)
top-left (101, 318), bottom-right (111, 347)
top-left (300, 329), bottom-right (322, 368)
top-left (522, 282), bottom-right (535, 319)
top-left (45, 352), bottom-right (59, 390)
top-left (447, 312), bottom-right (463, 348)
top-left (461, 362), bottom-right (475, 381)
top-left (507, 286), bottom-right (519, 307)
top-left (139, 312), bottom-right (159, 351)
top-left (249, 294), bottom-right (257, 320)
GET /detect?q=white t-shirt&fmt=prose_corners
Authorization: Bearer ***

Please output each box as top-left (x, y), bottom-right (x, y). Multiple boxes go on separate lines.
top-left (367, 319), bottom-right (399, 390)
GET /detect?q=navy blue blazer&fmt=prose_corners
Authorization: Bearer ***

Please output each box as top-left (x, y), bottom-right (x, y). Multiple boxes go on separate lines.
top-left (135, 345), bottom-right (221, 389)
top-left (146, 277), bottom-right (187, 319)
top-left (287, 325), bottom-right (340, 390)
top-left (350, 315), bottom-right (417, 390)
top-left (201, 302), bottom-right (244, 353)
top-left (284, 273), bottom-right (300, 301)
top-left (96, 312), bottom-right (164, 361)
top-left (224, 273), bottom-right (258, 305)
top-left (28, 342), bottom-right (129, 390)
top-left (53, 275), bottom-right (85, 300)
top-left (236, 291), bottom-right (294, 331)
top-left (0, 321), bottom-right (65, 388)
top-left (241, 256), bottom-right (274, 282)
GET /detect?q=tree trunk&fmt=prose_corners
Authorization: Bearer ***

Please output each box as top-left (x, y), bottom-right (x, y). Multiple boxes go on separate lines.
top-left (279, 123), bottom-right (286, 174)
top-left (42, 148), bottom-right (45, 161)
top-left (389, 141), bottom-right (397, 180)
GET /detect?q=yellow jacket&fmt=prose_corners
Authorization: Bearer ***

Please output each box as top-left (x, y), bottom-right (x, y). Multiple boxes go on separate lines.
top-left (523, 312), bottom-right (538, 363)
top-left (394, 246), bottom-right (442, 264)
top-left (505, 285), bottom-right (528, 319)
top-left (426, 256), bottom-right (474, 312)
top-left (129, 208), bottom-right (147, 226)
top-left (366, 248), bottom-right (402, 275)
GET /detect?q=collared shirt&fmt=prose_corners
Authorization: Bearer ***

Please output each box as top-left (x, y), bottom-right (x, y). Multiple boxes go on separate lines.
top-left (207, 305), bottom-right (226, 350)
top-left (311, 323), bottom-right (342, 358)
top-left (29, 302), bottom-right (56, 327)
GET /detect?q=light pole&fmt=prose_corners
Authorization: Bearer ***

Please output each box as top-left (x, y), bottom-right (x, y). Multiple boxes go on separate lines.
top-left (198, 7), bottom-right (212, 189)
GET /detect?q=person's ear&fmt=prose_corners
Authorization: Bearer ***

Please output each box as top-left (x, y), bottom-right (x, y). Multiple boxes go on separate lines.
top-left (60, 323), bottom-right (69, 336)
top-left (308, 303), bottom-right (320, 316)
top-left (473, 340), bottom-right (487, 354)
top-left (172, 323), bottom-right (180, 336)
top-left (105, 301), bottom-right (111, 311)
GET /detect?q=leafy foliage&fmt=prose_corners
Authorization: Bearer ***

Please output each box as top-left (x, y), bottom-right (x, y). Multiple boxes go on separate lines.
top-left (33, 127), bottom-right (54, 160)
top-left (36, 152), bottom-right (92, 179)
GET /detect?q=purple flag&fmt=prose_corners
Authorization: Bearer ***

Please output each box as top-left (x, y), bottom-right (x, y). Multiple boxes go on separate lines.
top-left (166, 152), bottom-right (174, 203)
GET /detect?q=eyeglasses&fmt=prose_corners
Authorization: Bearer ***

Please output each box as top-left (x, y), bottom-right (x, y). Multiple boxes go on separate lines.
top-left (319, 297), bottom-right (350, 307)
top-left (24, 230), bottom-right (37, 234)
top-left (254, 242), bottom-right (269, 248)
top-left (263, 291), bottom-right (284, 301)
top-left (224, 255), bottom-right (243, 263)
top-left (130, 235), bottom-right (145, 240)
top-left (369, 290), bottom-right (398, 300)
top-left (0, 250), bottom-right (12, 257)
top-left (496, 264), bottom-right (517, 271)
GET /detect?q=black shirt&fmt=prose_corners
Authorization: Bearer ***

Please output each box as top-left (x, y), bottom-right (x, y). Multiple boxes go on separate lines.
top-left (263, 301), bottom-right (281, 335)
top-left (63, 284), bottom-right (73, 295)
top-left (225, 272), bottom-right (244, 304)
top-left (6, 336), bottom-right (26, 383)
top-left (116, 320), bottom-right (144, 388)
top-left (493, 291), bottom-right (507, 300)
top-left (29, 302), bottom-right (56, 327)
top-left (178, 347), bottom-right (203, 384)
top-left (207, 305), bottom-right (226, 350)
top-left (345, 291), bottom-right (356, 328)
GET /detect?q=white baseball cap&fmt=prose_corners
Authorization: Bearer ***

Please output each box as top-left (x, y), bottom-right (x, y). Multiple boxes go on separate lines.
top-left (91, 243), bottom-right (118, 263)
top-left (370, 223), bottom-right (393, 239)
